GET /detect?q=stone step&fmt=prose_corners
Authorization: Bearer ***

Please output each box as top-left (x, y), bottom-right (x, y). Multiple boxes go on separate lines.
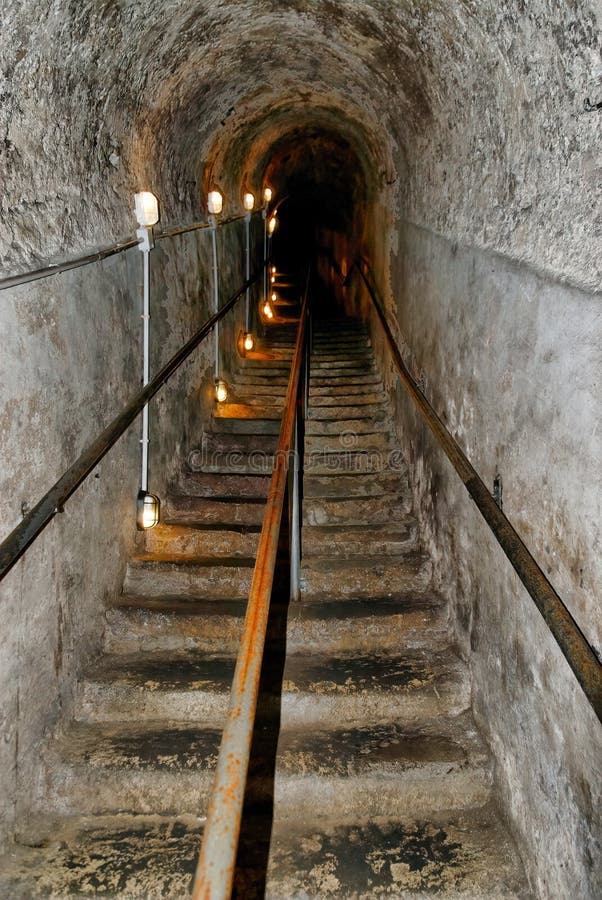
top-left (305, 431), bottom-right (392, 454)
top-left (234, 365), bottom-right (291, 378)
top-left (310, 359), bottom-right (376, 372)
top-left (123, 557), bottom-right (256, 601)
top-left (163, 493), bottom-right (266, 527)
top-left (202, 430), bottom-right (278, 455)
top-left (210, 415), bottom-right (282, 435)
top-left (138, 523), bottom-right (260, 561)
top-left (309, 391), bottom-right (387, 406)
top-left (265, 806), bottom-right (530, 898)
top-left (233, 382), bottom-right (288, 397)
top-left (0, 805), bottom-right (528, 898)
top-left (303, 520), bottom-right (417, 557)
top-left (312, 335), bottom-right (373, 355)
top-left (236, 373), bottom-right (291, 386)
top-left (303, 493), bottom-right (410, 525)
top-left (310, 367), bottom-right (378, 380)
top-left (307, 403), bottom-right (388, 420)
top-left (309, 373), bottom-right (384, 388)
top-left (34, 713), bottom-right (491, 820)
top-left (176, 471), bottom-right (270, 499)
top-left (304, 471), bottom-right (408, 498)
top-left (304, 449), bottom-right (405, 476)
top-left (301, 552), bottom-right (431, 600)
top-left (310, 382), bottom-right (386, 398)
top-left (305, 417), bottom-right (389, 436)
top-left (213, 402), bottom-right (283, 421)
top-left (104, 594), bottom-right (447, 656)
top-left (77, 648), bottom-right (470, 726)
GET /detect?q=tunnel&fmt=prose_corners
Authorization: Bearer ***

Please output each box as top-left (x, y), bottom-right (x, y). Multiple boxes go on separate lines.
top-left (0, 2), bottom-right (600, 897)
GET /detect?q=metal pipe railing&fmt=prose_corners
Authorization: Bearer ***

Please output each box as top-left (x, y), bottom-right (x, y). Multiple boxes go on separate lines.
top-left (192, 275), bottom-right (310, 899)
top-left (335, 252), bottom-right (602, 724)
top-left (0, 262), bottom-right (268, 585)
top-left (0, 212), bottom-right (251, 292)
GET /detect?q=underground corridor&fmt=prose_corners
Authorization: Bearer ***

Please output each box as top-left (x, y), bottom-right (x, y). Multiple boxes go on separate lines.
top-left (0, 2), bottom-right (601, 898)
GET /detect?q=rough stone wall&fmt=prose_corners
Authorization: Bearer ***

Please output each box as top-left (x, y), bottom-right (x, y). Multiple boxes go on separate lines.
top-left (371, 225), bottom-right (601, 898)
top-left (0, 225), bottom-right (229, 843)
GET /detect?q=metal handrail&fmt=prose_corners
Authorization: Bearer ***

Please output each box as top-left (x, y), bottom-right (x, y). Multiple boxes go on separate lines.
top-left (0, 212), bottom-right (251, 292)
top-left (0, 262), bottom-right (268, 585)
top-left (192, 274), bottom-right (310, 899)
top-left (334, 252), bottom-right (602, 724)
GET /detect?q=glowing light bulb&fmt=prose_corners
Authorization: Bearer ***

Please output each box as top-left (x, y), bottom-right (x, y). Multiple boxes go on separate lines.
top-left (136, 490), bottom-right (160, 530)
top-left (263, 187), bottom-right (273, 203)
top-left (271, 292), bottom-right (277, 302)
top-left (268, 215), bottom-right (277, 235)
top-left (134, 192), bottom-right (159, 227)
top-left (271, 275), bottom-right (276, 284)
top-left (215, 378), bottom-right (228, 403)
top-left (243, 332), bottom-right (255, 352)
top-left (243, 192), bottom-right (255, 211)
top-left (208, 190), bottom-right (223, 215)
top-left (263, 302), bottom-right (274, 320)
top-left (271, 266), bottom-right (277, 274)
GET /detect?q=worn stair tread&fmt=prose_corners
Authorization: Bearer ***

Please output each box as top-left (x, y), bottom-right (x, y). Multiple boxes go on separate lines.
top-left (266, 806), bottom-right (531, 898)
top-left (163, 494), bottom-right (266, 527)
top-left (78, 647), bottom-right (469, 725)
top-left (124, 556), bottom-right (257, 601)
top-left (104, 594), bottom-right (447, 656)
top-left (304, 473), bottom-right (408, 498)
top-left (177, 471), bottom-right (270, 498)
top-left (0, 815), bottom-right (203, 899)
top-left (138, 523), bottom-right (260, 560)
top-left (36, 713), bottom-right (491, 820)
top-left (303, 494), bottom-right (412, 527)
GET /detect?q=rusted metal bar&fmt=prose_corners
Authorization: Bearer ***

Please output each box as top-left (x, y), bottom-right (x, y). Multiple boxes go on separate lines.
top-left (0, 213), bottom-right (251, 292)
top-left (192, 277), bottom-right (310, 900)
top-left (0, 264), bottom-right (267, 585)
top-left (347, 254), bottom-right (602, 724)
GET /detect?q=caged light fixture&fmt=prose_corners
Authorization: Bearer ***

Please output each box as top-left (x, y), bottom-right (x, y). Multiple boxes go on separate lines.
top-left (215, 378), bottom-right (229, 403)
top-left (134, 191), bottom-right (160, 529)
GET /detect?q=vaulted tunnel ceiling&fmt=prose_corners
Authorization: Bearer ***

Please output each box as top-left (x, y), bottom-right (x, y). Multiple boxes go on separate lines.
top-left (1, 1), bottom-right (601, 289)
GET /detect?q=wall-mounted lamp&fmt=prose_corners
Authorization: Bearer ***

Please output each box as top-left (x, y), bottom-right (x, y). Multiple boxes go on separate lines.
top-left (136, 490), bottom-right (160, 530)
top-left (263, 187), bottom-right (273, 204)
top-left (243, 332), bottom-right (255, 352)
top-left (271, 266), bottom-right (277, 274)
top-left (271, 292), bottom-right (278, 302)
top-left (243, 192), bottom-right (255, 212)
top-left (268, 215), bottom-right (277, 236)
top-left (215, 378), bottom-right (229, 403)
top-left (134, 191), bottom-right (160, 228)
top-left (262, 301), bottom-right (274, 320)
top-left (133, 191), bottom-right (160, 529)
top-left (208, 190), bottom-right (223, 215)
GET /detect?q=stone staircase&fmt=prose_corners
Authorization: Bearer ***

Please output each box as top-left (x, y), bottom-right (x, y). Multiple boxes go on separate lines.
top-left (0, 318), bottom-right (531, 897)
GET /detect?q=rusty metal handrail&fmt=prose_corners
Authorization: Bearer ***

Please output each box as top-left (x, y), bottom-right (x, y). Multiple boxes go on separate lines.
top-left (192, 276), bottom-right (310, 898)
top-left (335, 252), bottom-right (602, 724)
top-left (0, 262), bottom-right (268, 585)
top-left (0, 212), bottom-right (251, 292)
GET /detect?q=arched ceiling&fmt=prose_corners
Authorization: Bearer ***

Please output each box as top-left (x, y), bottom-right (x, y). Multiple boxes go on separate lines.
top-left (1, 1), bottom-right (601, 289)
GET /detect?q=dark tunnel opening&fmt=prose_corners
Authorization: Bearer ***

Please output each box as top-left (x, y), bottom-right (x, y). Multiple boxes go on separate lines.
top-left (261, 126), bottom-right (369, 313)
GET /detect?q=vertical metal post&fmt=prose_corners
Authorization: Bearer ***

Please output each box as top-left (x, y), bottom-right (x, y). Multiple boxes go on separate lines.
top-left (210, 215), bottom-right (219, 379)
top-left (136, 225), bottom-right (154, 493)
top-left (244, 211), bottom-right (251, 332)
top-left (289, 417), bottom-right (301, 601)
